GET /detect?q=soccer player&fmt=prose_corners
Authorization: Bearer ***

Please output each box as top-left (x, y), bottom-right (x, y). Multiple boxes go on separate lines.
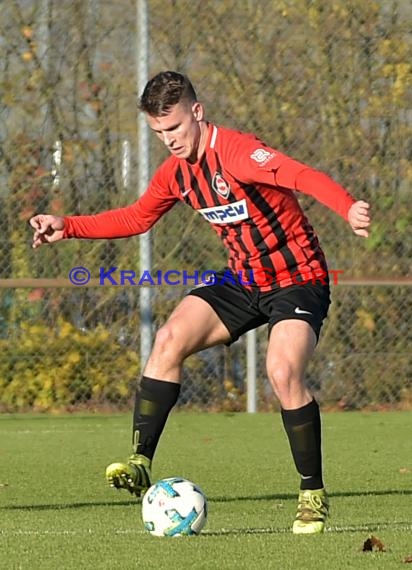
top-left (30, 71), bottom-right (371, 534)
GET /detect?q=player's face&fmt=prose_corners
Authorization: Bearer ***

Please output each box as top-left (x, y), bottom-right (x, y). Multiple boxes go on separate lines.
top-left (146, 101), bottom-right (206, 163)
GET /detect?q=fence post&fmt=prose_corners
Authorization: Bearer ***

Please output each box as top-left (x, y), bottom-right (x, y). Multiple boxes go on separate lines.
top-left (246, 329), bottom-right (257, 412)
top-left (136, 0), bottom-right (152, 372)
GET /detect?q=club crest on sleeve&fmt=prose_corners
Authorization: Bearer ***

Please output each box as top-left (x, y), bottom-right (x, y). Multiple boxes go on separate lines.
top-left (250, 148), bottom-right (275, 164)
top-left (212, 171), bottom-right (231, 198)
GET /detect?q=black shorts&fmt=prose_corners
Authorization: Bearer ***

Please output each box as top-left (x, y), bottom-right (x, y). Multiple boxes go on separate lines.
top-left (188, 271), bottom-right (331, 343)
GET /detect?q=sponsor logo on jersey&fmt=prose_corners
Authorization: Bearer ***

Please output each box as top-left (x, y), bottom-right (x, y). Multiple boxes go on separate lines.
top-left (212, 171), bottom-right (231, 198)
top-left (198, 198), bottom-right (249, 224)
top-left (250, 148), bottom-right (276, 165)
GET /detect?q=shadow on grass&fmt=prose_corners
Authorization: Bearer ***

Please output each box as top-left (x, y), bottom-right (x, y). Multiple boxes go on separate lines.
top-left (1, 488), bottom-right (411, 512)
top-left (212, 489), bottom-right (412, 503)
top-left (202, 520), bottom-right (412, 536)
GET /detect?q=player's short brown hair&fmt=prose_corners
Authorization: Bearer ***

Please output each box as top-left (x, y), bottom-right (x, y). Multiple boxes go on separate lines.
top-left (139, 71), bottom-right (197, 116)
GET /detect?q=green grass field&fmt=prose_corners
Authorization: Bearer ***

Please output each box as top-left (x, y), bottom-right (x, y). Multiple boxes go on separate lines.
top-left (1, 411), bottom-right (411, 569)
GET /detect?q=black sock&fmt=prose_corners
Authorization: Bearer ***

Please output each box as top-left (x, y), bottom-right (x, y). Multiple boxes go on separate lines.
top-left (281, 399), bottom-right (324, 490)
top-left (132, 376), bottom-right (181, 461)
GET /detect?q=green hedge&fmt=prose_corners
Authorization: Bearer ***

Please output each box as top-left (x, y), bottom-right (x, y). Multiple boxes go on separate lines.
top-left (0, 319), bottom-right (139, 412)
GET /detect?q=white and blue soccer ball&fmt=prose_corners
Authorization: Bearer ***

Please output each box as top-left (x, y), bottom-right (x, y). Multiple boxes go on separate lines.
top-left (141, 477), bottom-right (208, 537)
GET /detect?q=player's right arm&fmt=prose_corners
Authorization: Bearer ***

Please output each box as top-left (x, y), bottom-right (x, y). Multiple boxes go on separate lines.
top-left (30, 167), bottom-right (178, 248)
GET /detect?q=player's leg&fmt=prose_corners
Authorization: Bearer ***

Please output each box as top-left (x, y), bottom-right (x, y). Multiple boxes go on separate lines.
top-left (266, 319), bottom-right (329, 534)
top-left (106, 294), bottom-right (233, 497)
top-left (107, 274), bottom-right (266, 497)
top-left (264, 283), bottom-right (330, 533)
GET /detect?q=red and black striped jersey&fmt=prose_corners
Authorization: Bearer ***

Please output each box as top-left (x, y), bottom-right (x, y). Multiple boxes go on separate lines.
top-left (63, 123), bottom-right (355, 290)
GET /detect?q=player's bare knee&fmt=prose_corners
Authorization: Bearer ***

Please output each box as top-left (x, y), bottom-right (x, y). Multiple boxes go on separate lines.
top-left (151, 322), bottom-right (186, 362)
top-left (267, 359), bottom-right (295, 392)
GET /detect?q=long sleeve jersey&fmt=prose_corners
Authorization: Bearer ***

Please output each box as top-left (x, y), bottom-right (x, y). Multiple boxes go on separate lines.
top-left (63, 123), bottom-right (355, 290)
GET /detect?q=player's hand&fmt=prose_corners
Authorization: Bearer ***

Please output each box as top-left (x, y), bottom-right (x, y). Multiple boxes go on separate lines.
top-left (348, 200), bottom-right (371, 238)
top-left (29, 214), bottom-right (65, 248)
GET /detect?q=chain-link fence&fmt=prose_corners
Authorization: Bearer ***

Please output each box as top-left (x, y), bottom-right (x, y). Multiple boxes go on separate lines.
top-left (0, 0), bottom-right (411, 412)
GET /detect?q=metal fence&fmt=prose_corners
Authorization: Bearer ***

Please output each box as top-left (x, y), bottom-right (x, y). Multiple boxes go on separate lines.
top-left (0, 0), bottom-right (411, 412)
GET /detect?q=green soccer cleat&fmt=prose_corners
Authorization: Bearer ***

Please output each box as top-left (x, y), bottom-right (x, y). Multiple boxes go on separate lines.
top-left (292, 488), bottom-right (329, 535)
top-left (105, 454), bottom-right (152, 498)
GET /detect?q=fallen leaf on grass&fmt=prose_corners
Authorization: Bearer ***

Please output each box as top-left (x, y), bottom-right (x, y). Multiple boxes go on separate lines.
top-left (403, 555), bottom-right (412, 563)
top-left (363, 535), bottom-right (386, 552)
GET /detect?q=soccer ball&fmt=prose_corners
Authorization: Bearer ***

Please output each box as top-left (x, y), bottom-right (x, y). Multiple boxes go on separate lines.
top-left (141, 477), bottom-right (208, 537)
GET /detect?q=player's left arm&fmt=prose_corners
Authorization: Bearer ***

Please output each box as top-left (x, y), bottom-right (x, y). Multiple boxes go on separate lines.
top-left (291, 167), bottom-right (371, 237)
top-left (222, 131), bottom-right (371, 236)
